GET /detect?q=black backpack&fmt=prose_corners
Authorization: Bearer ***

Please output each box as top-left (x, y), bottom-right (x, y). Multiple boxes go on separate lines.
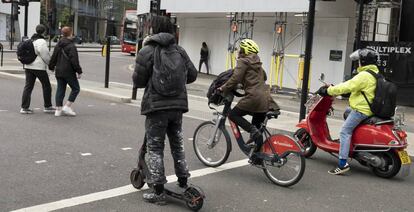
top-left (17, 39), bottom-right (37, 65)
top-left (207, 69), bottom-right (233, 105)
top-left (152, 44), bottom-right (187, 97)
top-left (362, 70), bottom-right (397, 119)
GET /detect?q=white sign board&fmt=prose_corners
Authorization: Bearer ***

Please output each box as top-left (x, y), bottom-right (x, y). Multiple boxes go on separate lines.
top-left (162, 0), bottom-right (309, 13)
top-left (137, 0), bottom-right (151, 15)
top-left (0, 15), bottom-right (6, 41)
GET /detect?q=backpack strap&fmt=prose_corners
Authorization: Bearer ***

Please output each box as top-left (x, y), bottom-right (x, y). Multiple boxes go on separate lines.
top-left (361, 69), bottom-right (378, 111)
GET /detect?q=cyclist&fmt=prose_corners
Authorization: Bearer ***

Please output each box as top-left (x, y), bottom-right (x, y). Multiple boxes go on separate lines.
top-left (218, 39), bottom-right (280, 162)
top-left (317, 48), bottom-right (379, 175)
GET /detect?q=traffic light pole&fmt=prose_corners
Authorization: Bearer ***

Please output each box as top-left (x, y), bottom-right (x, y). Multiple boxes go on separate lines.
top-left (24, 4), bottom-right (28, 37)
top-left (10, 3), bottom-right (14, 50)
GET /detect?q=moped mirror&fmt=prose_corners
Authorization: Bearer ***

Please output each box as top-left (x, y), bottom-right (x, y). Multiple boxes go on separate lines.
top-left (319, 73), bottom-right (325, 81)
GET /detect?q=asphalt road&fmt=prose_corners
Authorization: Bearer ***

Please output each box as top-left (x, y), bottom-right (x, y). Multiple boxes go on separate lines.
top-left (1, 77), bottom-right (413, 212)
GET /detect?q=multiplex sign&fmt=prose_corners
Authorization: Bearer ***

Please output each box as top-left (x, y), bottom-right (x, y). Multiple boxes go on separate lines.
top-left (361, 41), bottom-right (413, 75)
top-left (368, 46), bottom-right (412, 54)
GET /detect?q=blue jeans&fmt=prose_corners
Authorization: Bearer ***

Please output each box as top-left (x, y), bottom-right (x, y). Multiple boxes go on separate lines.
top-left (55, 76), bottom-right (80, 107)
top-left (339, 107), bottom-right (368, 159)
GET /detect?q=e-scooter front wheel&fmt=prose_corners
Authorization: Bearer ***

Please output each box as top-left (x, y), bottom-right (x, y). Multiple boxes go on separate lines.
top-left (193, 121), bottom-right (231, 167)
top-left (262, 152), bottom-right (306, 187)
top-left (130, 168), bottom-right (145, 189)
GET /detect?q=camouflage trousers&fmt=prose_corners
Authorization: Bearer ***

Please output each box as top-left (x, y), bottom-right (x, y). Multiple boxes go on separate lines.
top-left (145, 110), bottom-right (190, 185)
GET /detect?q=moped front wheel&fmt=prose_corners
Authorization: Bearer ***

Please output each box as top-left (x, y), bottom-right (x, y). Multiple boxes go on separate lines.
top-left (193, 121), bottom-right (231, 167)
top-left (294, 128), bottom-right (317, 158)
top-left (263, 152), bottom-right (306, 187)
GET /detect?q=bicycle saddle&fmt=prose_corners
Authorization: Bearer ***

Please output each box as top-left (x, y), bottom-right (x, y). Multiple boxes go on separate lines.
top-left (266, 110), bottom-right (280, 119)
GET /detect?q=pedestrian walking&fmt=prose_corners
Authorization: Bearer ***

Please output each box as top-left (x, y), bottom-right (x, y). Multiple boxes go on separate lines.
top-left (49, 26), bottom-right (82, 117)
top-left (198, 42), bottom-right (210, 74)
top-left (132, 16), bottom-right (198, 205)
top-left (19, 24), bottom-right (54, 114)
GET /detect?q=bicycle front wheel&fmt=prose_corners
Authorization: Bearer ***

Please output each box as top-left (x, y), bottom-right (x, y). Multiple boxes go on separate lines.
top-left (263, 152), bottom-right (306, 187)
top-left (193, 121), bottom-right (231, 167)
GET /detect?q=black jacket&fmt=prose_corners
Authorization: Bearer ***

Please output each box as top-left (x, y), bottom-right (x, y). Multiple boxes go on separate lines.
top-left (132, 33), bottom-right (197, 115)
top-left (49, 37), bottom-right (82, 78)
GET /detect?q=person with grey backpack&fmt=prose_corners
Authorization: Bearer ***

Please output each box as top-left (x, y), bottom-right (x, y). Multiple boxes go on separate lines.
top-left (132, 16), bottom-right (197, 205)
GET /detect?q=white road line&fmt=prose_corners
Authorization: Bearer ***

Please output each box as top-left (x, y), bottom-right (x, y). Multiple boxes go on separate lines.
top-left (0, 109), bottom-right (8, 112)
top-left (34, 108), bottom-right (41, 110)
top-left (11, 159), bottom-right (249, 212)
top-left (188, 138), bottom-right (194, 141)
top-left (121, 147), bottom-right (132, 151)
top-left (35, 160), bottom-right (47, 164)
top-left (87, 105), bottom-right (95, 107)
top-left (110, 103), bottom-right (117, 106)
top-left (80, 153), bottom-right (92, 156)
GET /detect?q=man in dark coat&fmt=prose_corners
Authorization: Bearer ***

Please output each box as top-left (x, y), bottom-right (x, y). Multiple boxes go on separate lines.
top-left (132, 16), bottom-right (197, 205)
top-left (49, 26), bottom-right (82, 117)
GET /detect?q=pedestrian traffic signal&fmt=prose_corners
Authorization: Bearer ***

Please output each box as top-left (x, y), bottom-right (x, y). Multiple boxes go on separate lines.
top-left (12, 3), bottom-right (20, 20)
top-left (18, 0), bottom-right (28, 6)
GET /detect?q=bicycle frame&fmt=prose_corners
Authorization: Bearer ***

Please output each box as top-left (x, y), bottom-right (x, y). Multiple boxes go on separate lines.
top-left (208, 98), bottom-right (287, 160)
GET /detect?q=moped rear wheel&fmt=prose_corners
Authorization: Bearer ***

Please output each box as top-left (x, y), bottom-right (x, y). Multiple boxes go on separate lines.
top-left (372, 150), bottom-right (401, 178)
top-left (294, 128), bottom-right (317, 158)
top-left (193, 121), bottom-right (231, 167)
top-left (263, 152), bottom-right (306, 187)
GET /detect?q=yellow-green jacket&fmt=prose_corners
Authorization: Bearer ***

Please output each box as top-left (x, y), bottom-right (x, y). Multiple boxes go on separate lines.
top-left (327, 65), bottom-right (379, 116)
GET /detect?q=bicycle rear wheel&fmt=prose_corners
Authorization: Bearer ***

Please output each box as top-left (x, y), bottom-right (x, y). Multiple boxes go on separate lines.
top-left (193, 121), bottom-right (231, 167)
top-left (262, 152), bottom-right (306, 187)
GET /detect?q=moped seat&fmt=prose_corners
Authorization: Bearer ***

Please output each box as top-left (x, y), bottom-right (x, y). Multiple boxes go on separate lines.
top-left (361, 116), bottom-right (393, 125)
top-left (343, 111), bottom-right (393, 125)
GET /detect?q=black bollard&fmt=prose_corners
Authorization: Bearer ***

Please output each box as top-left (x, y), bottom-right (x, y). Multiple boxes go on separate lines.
top-left (105, 37), bottom-right (111, 88)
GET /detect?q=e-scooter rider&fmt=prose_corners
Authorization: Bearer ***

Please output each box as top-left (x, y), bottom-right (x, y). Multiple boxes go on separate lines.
top-left (132, 16), bottom-right (198, 204)
top-left (317, 48), bottom-right (380, 175)
top-left (218, 39), bottom-right (280, 164)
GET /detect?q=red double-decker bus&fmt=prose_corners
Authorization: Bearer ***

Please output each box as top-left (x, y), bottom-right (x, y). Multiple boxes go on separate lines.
top-left (121, 10), bottom-right (138, 55)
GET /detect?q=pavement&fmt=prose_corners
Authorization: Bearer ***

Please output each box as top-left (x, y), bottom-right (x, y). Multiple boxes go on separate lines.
top-left (0, 65), bottom-right (413, 157)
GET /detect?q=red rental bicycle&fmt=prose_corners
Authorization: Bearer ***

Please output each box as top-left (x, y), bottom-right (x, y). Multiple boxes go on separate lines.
top-left (193, 92), bottom-right (306, 187)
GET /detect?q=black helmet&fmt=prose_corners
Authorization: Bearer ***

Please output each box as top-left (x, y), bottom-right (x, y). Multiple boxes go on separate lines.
top-left (349, 48), bottom-right (379, 66)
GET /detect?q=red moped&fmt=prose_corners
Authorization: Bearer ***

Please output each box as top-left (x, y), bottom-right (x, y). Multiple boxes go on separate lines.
top-left (294, 79), bottom-right (411, 178)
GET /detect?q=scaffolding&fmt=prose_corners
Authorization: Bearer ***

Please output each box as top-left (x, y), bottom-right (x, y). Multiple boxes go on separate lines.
top-left (226, 12), bottom-right (256, 70)
top-left (359, 0), bottom-right (402, 42)
top-left (269, 12), bottom-right (308, 95)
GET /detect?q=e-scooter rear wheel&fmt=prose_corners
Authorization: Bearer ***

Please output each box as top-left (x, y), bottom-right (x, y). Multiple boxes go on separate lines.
top-left (130, 168), bottom-right (145, 189)
top-left (184, 187), bottom-right (204, 211)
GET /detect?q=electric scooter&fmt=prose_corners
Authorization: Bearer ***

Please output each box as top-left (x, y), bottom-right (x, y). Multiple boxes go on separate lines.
top-left (295, 74), bottom-right (411, 178)
top-left (130, 136), bottom-right (205, 211)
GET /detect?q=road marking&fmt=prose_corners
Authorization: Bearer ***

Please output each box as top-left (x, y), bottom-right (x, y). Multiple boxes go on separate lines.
top-left (110, 103), bottom-right (117, 106)
top-left (188, 138), bottom-right (194, 141)
top-left (80, 153), bottom-right (92, 156)
top-left (87, 105), bottom-right (95, 107)
top-left (34, 108), bottom-right (40, 110)
top-left (0, 109), bottom-right (8, 112)
top-left (11, 159), bottom-right (248, 212)
top-left (35, 160), bottom-right (47, 164)
top-left (128, 64), bottom-right (134, 71)
top-left (121, 147), bottom-right (132, 151)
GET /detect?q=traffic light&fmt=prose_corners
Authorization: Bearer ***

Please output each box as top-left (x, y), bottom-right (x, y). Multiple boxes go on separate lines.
top-left (12, 3), bottom-right (20, 20)
top-left (18, 0), bottom-right (28, 6)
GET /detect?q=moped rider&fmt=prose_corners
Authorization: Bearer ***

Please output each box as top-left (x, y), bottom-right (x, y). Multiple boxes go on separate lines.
top-left (317, 48), bottom-right (380, 175)
top-left (218, 39), bottom-right (280, 164)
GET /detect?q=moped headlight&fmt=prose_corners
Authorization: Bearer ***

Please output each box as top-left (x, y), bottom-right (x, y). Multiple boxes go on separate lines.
top-left (388, 140), bottom-right (400, 145)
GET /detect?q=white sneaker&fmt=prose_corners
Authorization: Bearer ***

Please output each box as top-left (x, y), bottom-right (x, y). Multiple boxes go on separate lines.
top-left (62, 106), bottom-right (76, 116)
top-left (55, 109), bottom-right (63, 117)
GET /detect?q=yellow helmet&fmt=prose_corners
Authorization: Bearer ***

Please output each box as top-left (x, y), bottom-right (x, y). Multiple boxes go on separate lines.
top-left (240, 39), bottom-right (259, 55)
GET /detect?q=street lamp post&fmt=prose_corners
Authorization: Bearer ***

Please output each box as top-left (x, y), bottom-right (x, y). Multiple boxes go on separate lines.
top-left (299, 0), bottom-right (316, 121)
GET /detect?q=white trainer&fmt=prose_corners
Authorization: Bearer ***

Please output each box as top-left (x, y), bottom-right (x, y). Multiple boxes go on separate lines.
top-left (55, 109), bottom-right (63, 117)
top-left (62, 106), bottom-right (76, 116)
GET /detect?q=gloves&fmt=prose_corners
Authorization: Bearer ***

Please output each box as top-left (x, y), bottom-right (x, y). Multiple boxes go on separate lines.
top-left (316, 86), bottom-right (330, 96)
